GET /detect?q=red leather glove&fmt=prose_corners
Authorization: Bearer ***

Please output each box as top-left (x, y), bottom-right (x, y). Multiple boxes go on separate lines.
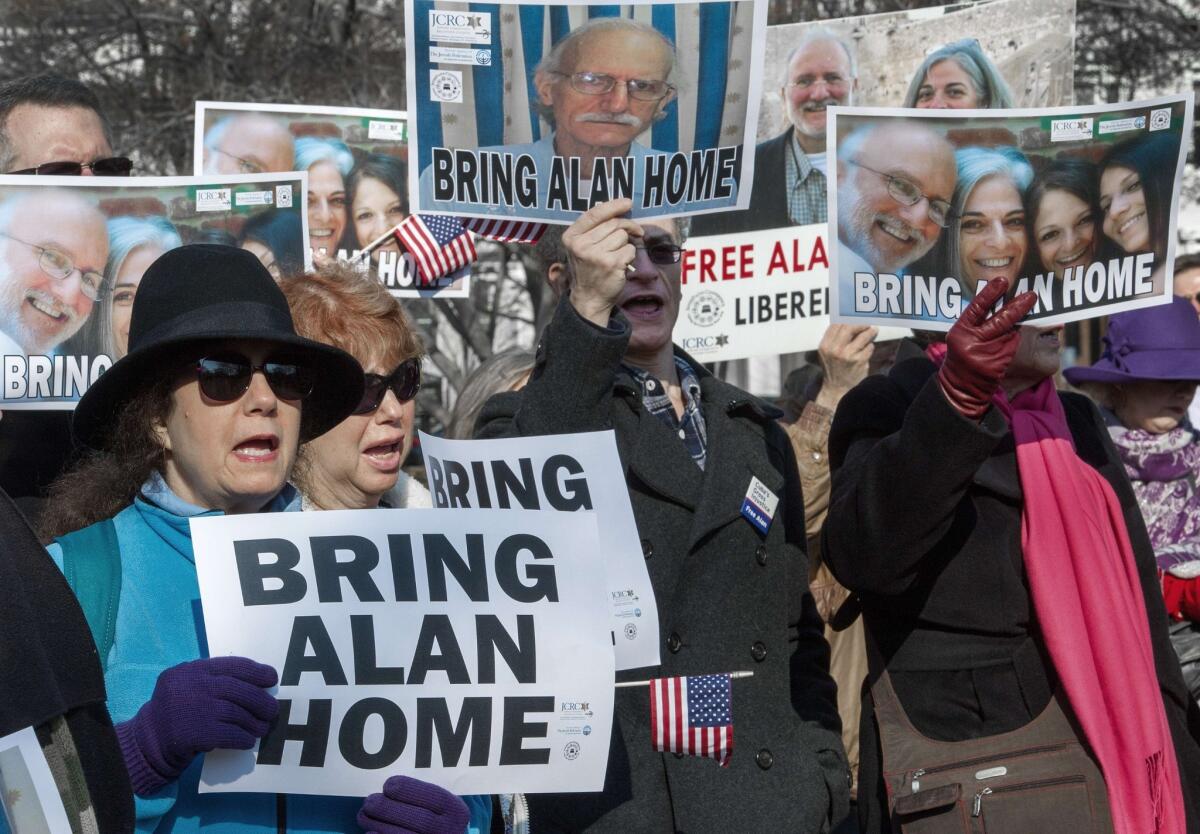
top-left (938, 279), bottom-right (1038, 420)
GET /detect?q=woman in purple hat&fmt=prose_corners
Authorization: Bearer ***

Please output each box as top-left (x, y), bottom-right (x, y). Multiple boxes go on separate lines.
top-left (1064, 295), bottom-right (1200, 699)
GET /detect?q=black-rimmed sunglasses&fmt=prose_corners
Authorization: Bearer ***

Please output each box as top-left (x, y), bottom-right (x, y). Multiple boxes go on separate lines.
top-left (10, 157), bottom-right (133, 176)
top-left (354, 357), bottom-right (421, 415)
top-left (634, 241), bottom-right (684, 265)
top-left (193, 354), bottom-right (314, 402)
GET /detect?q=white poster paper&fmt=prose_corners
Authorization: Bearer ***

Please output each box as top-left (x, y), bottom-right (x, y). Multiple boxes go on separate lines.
top-left (0, 726), bottom-right (71, 834)
top-left (193, 508), bottom-right (614, 797)
top-left (420, 430), bottom-right (660, 671)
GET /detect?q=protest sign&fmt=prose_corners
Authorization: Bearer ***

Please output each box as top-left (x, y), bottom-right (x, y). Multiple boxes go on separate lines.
top-left (0, 726), bottom-right (72, 833)
top-left (829, 94), bottom-right (1195, 330)
top-left (679, 0), bottom-right (1076, 362)
top-left (0, 172), bottom-right (306, 410)
top-left (193, 101), bottom-right (467, 298)
top-left (193, 508), bottom-right (614, 797)
top-left (406, 0), bottom-right (767, 223)
top-left (420, 430), bottom-right (659, 671)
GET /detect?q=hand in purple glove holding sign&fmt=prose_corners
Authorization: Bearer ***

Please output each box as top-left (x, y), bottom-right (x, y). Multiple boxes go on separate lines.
top-left (358, 775), bottom-right (470, 834)
top-left (115, 656), bottom-right (279, 796)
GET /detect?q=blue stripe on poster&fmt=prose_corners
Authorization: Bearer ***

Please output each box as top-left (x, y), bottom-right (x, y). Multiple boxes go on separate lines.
top-left (694, 2), bottom-right (731, 150)
top-left (549, 6), bottom-right (571, 44)
top-left (651, 4), bottom-right (678, 153)
top-left (471, 3), bottom-right (504, 146)
top-left (588, 5), bottom-right (621, 17)
top-left (414, 0), bottom-right (442, 175)
top-left (518, 6), bottom-right (547, 142)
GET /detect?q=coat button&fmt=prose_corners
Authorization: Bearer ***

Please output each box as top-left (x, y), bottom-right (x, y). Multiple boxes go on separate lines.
top-left (756, 749), bottom-right (773, 769)
top-left (755, 545), bottom-right (768, 566)
top-left (667, 632), bottom-right (682, 653)
top-left (641, 539), bottom-right (654, 559)
top-left (750, 641), bottom-right (767, 662)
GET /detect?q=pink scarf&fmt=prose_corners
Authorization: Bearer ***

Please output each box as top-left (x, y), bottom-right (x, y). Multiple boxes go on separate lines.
top-left (928, 347), bottom-right (1185, 834)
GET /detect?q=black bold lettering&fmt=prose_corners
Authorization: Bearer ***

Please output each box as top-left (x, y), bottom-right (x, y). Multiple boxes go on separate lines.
top-left (423, 534), bottom-right (490, 602)
top-left (281, 615), bottom-right (348, 686)
top-left (476, 614), bottom-right (536, 683)
top-left (444, 460), bottom-right (472, 508)
top-left (428, 456), bottom-right (448, 507)
top-left (257, 698), bottom-right (332, 766)
top-left (471, 460), bottom-right (493, 508)
top-left (351, 614), bottom-right (405, 684)
top-left (388, 534), bottom-right (419, 602)
top-left (491, 458), bottom-right (539, 509)
top-left (499, 696), bottom-right (553, 765)
top-left (339, 698), bottom-right (407, 769)
top-left (433, 148), bottom-right (454, 202)
top-left (415, 697), bottom-right (492, 768)
top-left (234, 539), bottom-right (306, 606)
top-left (311, 536), bottom-right (384, 603)
top-left (541, 454), bottom-right (592, 510)
top-left (408, 614), bottom-right (471, 684)
top-left (495, 534), bottom-right (558, 603)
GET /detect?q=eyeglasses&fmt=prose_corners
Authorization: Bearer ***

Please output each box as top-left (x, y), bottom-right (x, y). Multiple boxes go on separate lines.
top-left (845, 159), bottom-right (953, 228)
top-left (9, 157), bottom-right (133, 176)
top-left (208, 147), bottom-right (263, 175)
top-left (550, 71), bottom-right (674, 102)
top-left (633, 241), bottom-right (684, 265)
top-left (0, 233), bottom-right (106, 301)
top-left (354, 357), bottom-right (421, 415)
top-left (192, 354), bottom-right (314, 402)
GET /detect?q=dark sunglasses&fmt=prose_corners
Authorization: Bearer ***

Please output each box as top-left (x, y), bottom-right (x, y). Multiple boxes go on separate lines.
top-left (10, 156), bottom-right (133, 176)
top-left (634, 241), bottom-right (684, 265)
top-left (192, 354), bottom-right (314, 403)
top-left (354, 357), bottom-right (421, 415)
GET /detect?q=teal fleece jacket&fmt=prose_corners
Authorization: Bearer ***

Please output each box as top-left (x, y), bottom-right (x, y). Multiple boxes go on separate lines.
top-left (45, 474), bottom-right (491, 834)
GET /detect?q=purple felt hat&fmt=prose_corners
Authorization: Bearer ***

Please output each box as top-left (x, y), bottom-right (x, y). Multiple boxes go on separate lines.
top-left (1063, 296), bottom-right (1200, 386)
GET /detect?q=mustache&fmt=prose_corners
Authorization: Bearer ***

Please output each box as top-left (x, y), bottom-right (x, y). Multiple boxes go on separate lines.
top-left (801, 98), bottom-right (841, 112)
top-left (574, 112), bottom-right (643, 127)
top-left (26, 288), bottom-right (80, 324)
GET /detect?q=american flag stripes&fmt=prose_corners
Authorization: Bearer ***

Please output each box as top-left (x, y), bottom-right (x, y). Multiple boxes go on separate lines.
top-left (395, 214), bottom-right (477, 285)
top-left (650, 673), bottom-right (734, 766)
top-left (462, 217), bottom-right (547, 245)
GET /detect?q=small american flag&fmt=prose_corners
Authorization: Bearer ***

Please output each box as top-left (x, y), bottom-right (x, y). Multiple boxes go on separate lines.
top-left (462, 217), bottom-right (547, 244)
top-left (650, 673), bottom-right (734, 766)
top-left (395, 214), bottom-right (477, 285)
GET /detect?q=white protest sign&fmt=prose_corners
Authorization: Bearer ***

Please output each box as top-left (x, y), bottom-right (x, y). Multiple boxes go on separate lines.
top-left (193, 508), bottom-right (614, 796)
top-left (675, 226), bottom-right (909, 361)
top-left (420, 431), bottom-right (660, 672)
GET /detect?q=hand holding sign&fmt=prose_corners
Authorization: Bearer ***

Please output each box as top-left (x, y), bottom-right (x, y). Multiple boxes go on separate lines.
top-left (816, 324), bottom-right (878, 406)
top-left (116, 657), bottom-right (279, 796)
top-left (563, 198), bottom-right (643, 327)
top-left (357, 775), bottom-right (470, 834)
top-left (938, 279), bottom-right (1038, 420)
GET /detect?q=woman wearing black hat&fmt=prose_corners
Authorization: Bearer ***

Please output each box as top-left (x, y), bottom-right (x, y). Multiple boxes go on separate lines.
top-left (37, 245), bottom-right (472, 833)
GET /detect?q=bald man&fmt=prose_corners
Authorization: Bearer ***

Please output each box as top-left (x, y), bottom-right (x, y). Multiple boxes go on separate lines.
top-left (202, 113), bottom-right (295, 175)
top-left (0, 190), bottom-right (108, 356)
top-left (836, 120), bottom-right (956, 278)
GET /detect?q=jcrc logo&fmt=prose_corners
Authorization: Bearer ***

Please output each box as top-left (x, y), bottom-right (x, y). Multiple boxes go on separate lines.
top-left (611, 589), bottom-right (638, 601)
top-left (431, 12), bottom-right (481, 26)
top-left (561, 701), bottom-right (593, 716)
top-left (680, 334), bottom-right (730, 352)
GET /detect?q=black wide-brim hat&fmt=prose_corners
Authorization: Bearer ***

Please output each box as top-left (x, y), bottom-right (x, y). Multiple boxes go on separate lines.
top-left (73, 244), bottom-right (364, 449)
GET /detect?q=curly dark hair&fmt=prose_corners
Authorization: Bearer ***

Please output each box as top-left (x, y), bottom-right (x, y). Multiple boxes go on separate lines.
top-left (39, 377), bottom-right (174, 542)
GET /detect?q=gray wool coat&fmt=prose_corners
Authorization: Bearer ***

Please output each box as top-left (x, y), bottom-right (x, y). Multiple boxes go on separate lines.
top-left (477, 297), bottom-right (848, 833)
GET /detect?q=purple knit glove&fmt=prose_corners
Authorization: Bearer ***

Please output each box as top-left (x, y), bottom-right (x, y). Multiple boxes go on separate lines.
top-left (115, 656), bottom-right (278, 796)
top-left (358, 775), bottom-right (470, 834)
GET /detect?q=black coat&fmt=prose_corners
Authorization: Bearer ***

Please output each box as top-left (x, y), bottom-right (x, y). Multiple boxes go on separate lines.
top-left (822, 343), bottom-right (1200, 833)
top-left (690, 131), bottom-right (792, 237)
top-left (478, 298), bottom-right (848, 833)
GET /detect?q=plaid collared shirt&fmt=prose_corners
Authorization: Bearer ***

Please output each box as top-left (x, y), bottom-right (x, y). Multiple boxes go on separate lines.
top-left (623, 357), bottom-right (708, 470)
top-left (785, 132), bottom-right (828, 226)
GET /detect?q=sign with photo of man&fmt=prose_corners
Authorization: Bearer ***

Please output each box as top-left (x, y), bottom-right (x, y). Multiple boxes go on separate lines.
top-left (675, 0), bottom-right (1077, 362)
top-left (407, 0), bottom-right (768, 223)
top-left (829, 94), bottom-right (1194, 329)
top-left (0, 173), bottom-right (307, 409)
top-left (193, 102), bottom-right (467, 299)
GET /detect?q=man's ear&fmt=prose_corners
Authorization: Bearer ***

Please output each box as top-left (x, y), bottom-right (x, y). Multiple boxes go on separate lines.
top-left (547, 261), bottom-right (569, 299)
top-left (534, 70), bottom-right (556, 107)
top-left (152, 415), bottom-right (172, 452)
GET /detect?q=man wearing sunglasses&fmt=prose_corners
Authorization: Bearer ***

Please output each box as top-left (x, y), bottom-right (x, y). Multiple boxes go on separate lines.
top-left (0, 73), bottom-right (132, 177)
top-left (478, 197), bottom-right (848, 832)
top-left (835, 120), bottom-right (957, 288)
